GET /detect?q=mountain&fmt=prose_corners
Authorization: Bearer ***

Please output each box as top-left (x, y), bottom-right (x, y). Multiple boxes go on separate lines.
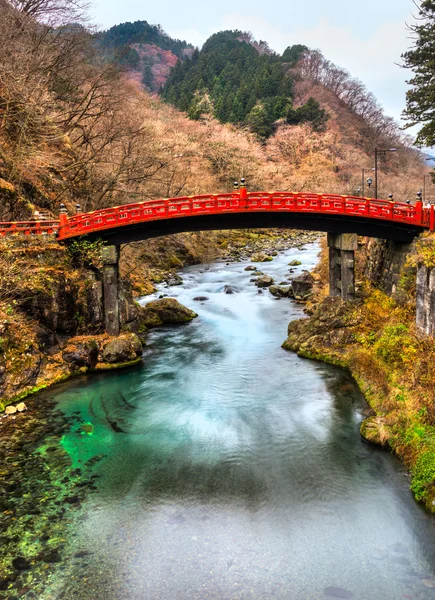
top-left (161, 31), bottom-right (323, 138)
top-left (97, 21), bottom-right (194, 92)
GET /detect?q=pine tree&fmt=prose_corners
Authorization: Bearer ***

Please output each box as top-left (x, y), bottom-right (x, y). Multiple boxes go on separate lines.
top-left (403, 1), bottom-right (435, 146)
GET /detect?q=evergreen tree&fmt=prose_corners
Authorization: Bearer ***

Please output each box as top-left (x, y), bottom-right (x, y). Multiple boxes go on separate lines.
top-left (281, 44), bottom-right (308, 65)
top-left (403, 1), bottom-right (435, 147)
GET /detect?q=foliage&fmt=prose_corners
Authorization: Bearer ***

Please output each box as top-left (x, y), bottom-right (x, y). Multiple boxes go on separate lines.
top-left (67, 239), bottom-right (104, 268)
top-left (411, 449), bottom-right (435, 501)
top-left (402, 1), bottom-right (435, 147)
top-left (286, 97), bottom-right (329, 132)
top-left (373, 324), bottom-right (419, 368)
top-left (281, 44), bottom-right (308, 65)
top-left (410, 234), bottom-right (435, 267)
top-left (98, 21), bottom-right (193, 59)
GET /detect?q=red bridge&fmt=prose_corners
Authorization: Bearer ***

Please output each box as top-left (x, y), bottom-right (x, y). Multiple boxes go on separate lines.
top-left (1, 191), bottom-right (434, 244)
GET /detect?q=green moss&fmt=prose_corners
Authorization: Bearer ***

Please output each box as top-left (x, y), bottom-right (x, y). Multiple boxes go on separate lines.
top-left (411, 449), bottom-right (435, 503)
top-left (92, 357), bottom-right (142, 371)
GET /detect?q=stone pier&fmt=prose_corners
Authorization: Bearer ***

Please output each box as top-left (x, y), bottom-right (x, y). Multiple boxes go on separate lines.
top-left (416, 265), bottom-right (435, 337)
top-left (327, 233), bottom-right (358, 301)
top-left (102, 245), bottom-right (120, 336)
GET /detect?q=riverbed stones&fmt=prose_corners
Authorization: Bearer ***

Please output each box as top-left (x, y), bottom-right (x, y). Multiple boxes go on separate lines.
top-left (16, 403), bottom-right (27, 412)
top-left (256, 275), bottom-right (274, 288)
top-left (5, 406), bottom-right (17, 415)
top-left (141, 298), bottom-right (197, 328)
top-left (251, 252), bottom-right (273, 263)
top-left (289, 259), bottom-right (302, 266)
top-left (244, 265), bottom-right (256, 271)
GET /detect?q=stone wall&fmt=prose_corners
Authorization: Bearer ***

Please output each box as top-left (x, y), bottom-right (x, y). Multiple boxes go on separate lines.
top-left (364, 239), bottom-right (414, 297)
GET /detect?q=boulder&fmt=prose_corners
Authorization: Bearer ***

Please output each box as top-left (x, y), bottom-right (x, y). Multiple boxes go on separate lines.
top-left (291, 271), bottom-right (315, 300)
top-left (289, 260), bottom-right (302, 267)
top-left (141, 298), bottom-right (197, 328)
top-left (102, 337), bottom-right (137, 364)
top-left (62, 339), bottom-right (99, 368)
top-left (251, 252), bottom-right (273, 263)
top-left (5, 405), bottom-right (17, 415)
top-left (269, 285), bottom-right (292, 298)
top-left (16, 403), bottom-right (27, 412)
top-left (244, 265), bottom-right (256, 271)
top-left (256, 275), bottom-right (274, 288)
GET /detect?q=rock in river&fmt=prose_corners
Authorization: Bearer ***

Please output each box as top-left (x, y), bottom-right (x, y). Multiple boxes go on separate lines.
top-left (141, 298), bottom-right (198, 328)
top-left (291, 271), bottom-right (314, 300)
top-left (251, 252), bottom-right (273, 263)
top-left (269, 285), bottom-right (292, 298)
top-left (256, 275), bottom-right (274, 288)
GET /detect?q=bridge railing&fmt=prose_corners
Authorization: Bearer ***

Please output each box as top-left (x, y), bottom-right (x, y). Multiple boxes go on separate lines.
top-left (57, 192), bottom-right (432, 240)
top-left (0, 220), bottom-right (60, 237)
top-left (0, 193), bottom-right (432, 240)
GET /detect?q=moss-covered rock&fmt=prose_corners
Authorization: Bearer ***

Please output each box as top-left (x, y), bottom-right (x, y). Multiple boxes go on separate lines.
top-left (102, 333), bottom-right (142, 364)
top-left (141, 298), bottom-right (197, 328)
top-left (251, 252), bottom-right (273, 263)
top-left (360, 416), bottom-right (390, 447)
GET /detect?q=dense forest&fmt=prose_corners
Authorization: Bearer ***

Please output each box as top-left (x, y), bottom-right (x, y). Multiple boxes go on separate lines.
top-left (161, 31), bottom-right (326, 138)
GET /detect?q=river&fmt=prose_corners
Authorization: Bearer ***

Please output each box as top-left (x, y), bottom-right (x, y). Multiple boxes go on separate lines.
top-left (5, 242), bottom-right (435, 600)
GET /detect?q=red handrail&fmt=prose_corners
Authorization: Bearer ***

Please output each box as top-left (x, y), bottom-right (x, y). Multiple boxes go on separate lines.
top-left (0, 193), bottom-right (431, 240)
top-left (56, 193), bottom-right (431, 241)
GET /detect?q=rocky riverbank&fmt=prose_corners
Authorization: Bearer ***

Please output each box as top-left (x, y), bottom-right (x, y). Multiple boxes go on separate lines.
top-left (282, 287), bottom-right (435, 513)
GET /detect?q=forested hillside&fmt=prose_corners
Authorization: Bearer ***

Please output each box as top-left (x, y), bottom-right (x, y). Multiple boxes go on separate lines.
top-left (161, 31), bottom-right (325, 137)
top-left (97, 21), bottom-right (194, 91)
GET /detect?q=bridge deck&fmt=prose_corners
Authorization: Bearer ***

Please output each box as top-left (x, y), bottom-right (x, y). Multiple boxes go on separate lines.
top-left (0, 193), bottom-right (433, 243)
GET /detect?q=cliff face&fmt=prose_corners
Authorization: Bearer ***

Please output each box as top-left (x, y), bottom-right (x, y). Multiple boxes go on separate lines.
top-left (0, 240), bottom-right (144, 412)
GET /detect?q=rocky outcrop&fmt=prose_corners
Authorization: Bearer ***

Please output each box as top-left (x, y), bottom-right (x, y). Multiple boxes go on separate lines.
top-left (62, 338), bottom-right (99, 368)
top-left (141, 298), bottom-right (197, 328)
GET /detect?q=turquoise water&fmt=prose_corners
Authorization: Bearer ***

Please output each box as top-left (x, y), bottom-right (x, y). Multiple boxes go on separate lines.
top-left (31, 244), bottom-right (435, 599)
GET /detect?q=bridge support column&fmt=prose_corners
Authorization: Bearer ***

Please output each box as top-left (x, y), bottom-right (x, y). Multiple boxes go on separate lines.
top-left (327, 233), bottom-right (358, 301)
top-left (416, 265), bottom-right (435, 337)
top-left (102, 245), bottom-right (120, 336)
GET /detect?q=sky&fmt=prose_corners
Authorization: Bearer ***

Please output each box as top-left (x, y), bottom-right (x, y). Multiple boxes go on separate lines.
top-left (90, 0), bottom-right (419, 131)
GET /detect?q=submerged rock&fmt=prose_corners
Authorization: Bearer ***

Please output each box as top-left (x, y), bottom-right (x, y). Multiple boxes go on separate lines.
top-left (223, 285), bottom-right (236, 294)
top-left (141, 298), bottom-right (197, 328)
top-left (193, 296), bottom-right (209, 302)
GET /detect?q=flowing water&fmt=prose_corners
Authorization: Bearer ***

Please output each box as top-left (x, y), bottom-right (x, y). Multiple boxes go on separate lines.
top-left (12, 243), bottom-right (435, 599)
